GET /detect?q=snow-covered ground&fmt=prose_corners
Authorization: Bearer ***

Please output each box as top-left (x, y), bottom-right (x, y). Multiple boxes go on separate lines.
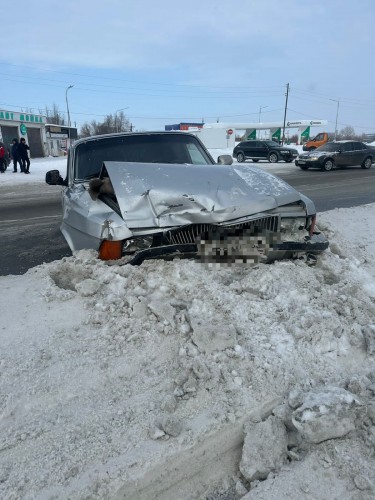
top-left (1, 151), bottom-right (375, 499)
top-left (0, 157), bottom-right (67, 186)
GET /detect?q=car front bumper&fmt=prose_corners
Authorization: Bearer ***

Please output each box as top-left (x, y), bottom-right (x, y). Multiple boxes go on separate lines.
top-left (125, 233), bottom-right (329, 265)
top-left (295, 158), bottom-right (323, 168)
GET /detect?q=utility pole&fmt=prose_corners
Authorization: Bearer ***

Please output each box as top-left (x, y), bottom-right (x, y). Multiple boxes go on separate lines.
top-left (282, 83), bottom-right (289, 145)
top-left (329, 98), bottom-right (340, 140)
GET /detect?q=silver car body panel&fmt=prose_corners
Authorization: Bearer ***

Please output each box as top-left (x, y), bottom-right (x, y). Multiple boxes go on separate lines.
top-left (102, 161), bottom-right (305, 230)
top-left (61, 183), bottom-right (133, 251)
top-left (62, 161), bottom-right (312, 252)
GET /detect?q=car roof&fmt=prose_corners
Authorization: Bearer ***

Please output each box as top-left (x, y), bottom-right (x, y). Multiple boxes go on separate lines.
top-left (72, 131), bottom-right (197, 148)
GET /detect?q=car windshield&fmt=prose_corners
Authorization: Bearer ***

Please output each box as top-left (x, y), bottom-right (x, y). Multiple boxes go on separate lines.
top-left (263, 141), bottom-right (281, 147)
top-left (316, 142), bottom-right (341, 152)
top-left (74, 133), bottom-right (213, 181)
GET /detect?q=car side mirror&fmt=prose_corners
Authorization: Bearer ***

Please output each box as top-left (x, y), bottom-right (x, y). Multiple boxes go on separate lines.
top-left (217, 155), bottom-right (233, 165)
top-left (46, 169), bottom-right (66, 186)
top-left (337, 149), bottom-right (342, 154)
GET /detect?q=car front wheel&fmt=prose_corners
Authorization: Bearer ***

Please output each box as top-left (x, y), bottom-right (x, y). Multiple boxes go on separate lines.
top-left (322, 159), bottom-right (334, 171)
top-left (361, 157), bottom-right (372, 169)
top-left (268, 152), bottom-right (279, 163)
top-left (237, 152), bottom-right (245, 163)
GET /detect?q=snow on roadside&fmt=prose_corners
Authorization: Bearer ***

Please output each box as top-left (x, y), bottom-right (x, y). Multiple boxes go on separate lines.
top-left (0, 205), bottom-right (375, 499)
top-left (0, 157), bottom-right (67, 185)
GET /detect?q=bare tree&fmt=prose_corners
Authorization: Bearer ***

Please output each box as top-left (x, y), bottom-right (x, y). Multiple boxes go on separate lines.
top-left (337, 126), bottom-right (355, 140)
top-left (41, 103), bottom-right (66, 125)
top-left (79, 112), bottom-right (131, 137)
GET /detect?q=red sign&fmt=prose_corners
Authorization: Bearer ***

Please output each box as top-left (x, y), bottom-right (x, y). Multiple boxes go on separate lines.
top-left (227, 129), bottom-right (234, 135)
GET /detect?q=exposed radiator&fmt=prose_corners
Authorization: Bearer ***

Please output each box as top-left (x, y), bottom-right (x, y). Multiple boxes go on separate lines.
top-left (164, 216), bottom-right (280, 245)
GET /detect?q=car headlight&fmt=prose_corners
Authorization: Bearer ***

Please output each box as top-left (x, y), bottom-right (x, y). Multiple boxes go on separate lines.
top-left (310, 156), bottom-right (319, 160)
top-left (123, 236), bottom-right (153, 253)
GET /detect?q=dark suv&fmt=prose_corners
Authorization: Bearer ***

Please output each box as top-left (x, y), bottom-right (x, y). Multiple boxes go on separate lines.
top-left (233, 140), bottom-right (298, 163)
top-left (295, 141), bottom-right (375, 171)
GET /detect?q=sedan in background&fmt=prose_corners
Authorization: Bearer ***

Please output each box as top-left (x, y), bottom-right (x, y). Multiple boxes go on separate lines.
top-left (296, 141), bottom-right (375, 171)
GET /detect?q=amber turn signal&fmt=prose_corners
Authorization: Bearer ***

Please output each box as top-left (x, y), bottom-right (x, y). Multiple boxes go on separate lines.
top-left (98, 240), bottom-right (122, 260)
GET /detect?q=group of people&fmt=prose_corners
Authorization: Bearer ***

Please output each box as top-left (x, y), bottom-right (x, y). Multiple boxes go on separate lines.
top-left (11, 138), bottom-right (31, 174)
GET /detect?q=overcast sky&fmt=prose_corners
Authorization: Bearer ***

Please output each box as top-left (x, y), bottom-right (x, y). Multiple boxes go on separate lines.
top-left (1, 0), bottom-right (374, 133)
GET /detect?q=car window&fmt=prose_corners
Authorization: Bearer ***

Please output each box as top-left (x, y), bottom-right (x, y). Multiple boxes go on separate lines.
top-left (341, 143), bottom-right (354, 152)
top-left (186, 142), bottom-right (211, 164)
top-left (317, 142), bottom-right (340, 152)
top-left (351, 142), bottom-right (364, 150)
top-left (74, 134), bottom-right (213, 180)
top-left (315, 134), bottom-right (324, 141)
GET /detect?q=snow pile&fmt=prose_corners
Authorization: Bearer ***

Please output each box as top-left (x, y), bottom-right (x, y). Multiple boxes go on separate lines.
top-left (1, 206), bottom-right (375, 498)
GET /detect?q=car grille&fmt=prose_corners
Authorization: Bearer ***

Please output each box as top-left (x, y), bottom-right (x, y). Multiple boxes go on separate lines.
top-left (164, 215), bottom-right (280, 245)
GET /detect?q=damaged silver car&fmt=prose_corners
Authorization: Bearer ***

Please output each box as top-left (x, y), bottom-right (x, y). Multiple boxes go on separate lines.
top-left (46, 132), bottom-right (328, 264)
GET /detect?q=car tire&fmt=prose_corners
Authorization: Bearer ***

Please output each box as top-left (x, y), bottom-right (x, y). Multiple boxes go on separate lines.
top-left (237, 152), bottom-right (245, 163)
top-left (252, 159), bottom-right (259, 163)
top-left (322, 159), bottom-right (334, 171)
top-left (268, 152), bottom-right (279, 163)
top-left (361, 157), bottom-right (372, 169)
top-left (299, 165), bottom-right (309, 170)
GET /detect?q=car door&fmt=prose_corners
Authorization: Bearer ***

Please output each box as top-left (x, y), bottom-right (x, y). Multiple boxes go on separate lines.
top-left (257, 141), bottom-right (268, 160)
top-left (351, 142), bottom-right (367, 166)
top-left (244, 141), bottom-right (258, 158)
top-left (345, 141), bottom-right (361, 167)
top-left (336, 142), bottom-right (353, 167)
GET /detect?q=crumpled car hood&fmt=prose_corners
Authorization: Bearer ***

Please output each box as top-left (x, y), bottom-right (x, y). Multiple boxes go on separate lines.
top-left (103, 161), bottom-right (304, 228)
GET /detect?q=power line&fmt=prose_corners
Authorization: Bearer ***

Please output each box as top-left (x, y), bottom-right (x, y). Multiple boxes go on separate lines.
top-left (0, 62), bottom-right (282, 91)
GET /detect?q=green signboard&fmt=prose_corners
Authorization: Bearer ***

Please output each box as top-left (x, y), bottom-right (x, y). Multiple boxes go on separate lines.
top-left (301, 126), bottom-right (310, 140)
top-left (20, 123), bottom-right (27, 135)
top-left (247, 129), bottom-right (256, 140)
top-left (272, 128), bottom-right (281, 141)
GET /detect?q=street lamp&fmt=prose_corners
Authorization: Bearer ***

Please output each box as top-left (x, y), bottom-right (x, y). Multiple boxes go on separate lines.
top-left (65, 85), bottom-right (74, 127)
top-left (115, 106), bottom-right (130, 133)
top-left (259, 105), bottom-right (268, 123)
top-left (329, 98), bottom-right (340, 141)
top-left (65, 85), bottom-right (74, 151)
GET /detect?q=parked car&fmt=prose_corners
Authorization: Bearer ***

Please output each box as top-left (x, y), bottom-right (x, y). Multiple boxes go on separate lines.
top-left (296, 140), bottom-right (375, 171)
top-left (45, 132), bottom-right (328, 264)
top-left (233, 140), bottom-right (298, 163)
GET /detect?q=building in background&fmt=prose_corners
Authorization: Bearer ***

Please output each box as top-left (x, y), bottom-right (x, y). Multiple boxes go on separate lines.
top-left (0, 109), bottom-right (47, 157)
top-left (165, 122), bottom-right (204, 131)
top-left (45, 124), bottom-right (78, 156)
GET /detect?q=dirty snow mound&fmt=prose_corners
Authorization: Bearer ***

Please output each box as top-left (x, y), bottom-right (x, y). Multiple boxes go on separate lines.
top-left (0, 206), bottom-right (375, 498)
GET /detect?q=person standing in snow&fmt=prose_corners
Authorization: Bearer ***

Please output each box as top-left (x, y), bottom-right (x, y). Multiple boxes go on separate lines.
top-left (19, 137), bottom-right (31, 174)
top-left (11, 138), bottom-right (23, 172)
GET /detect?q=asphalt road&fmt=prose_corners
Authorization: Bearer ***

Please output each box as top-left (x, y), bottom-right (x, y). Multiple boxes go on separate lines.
top-left (1, 165), bottom-right (375, 275)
